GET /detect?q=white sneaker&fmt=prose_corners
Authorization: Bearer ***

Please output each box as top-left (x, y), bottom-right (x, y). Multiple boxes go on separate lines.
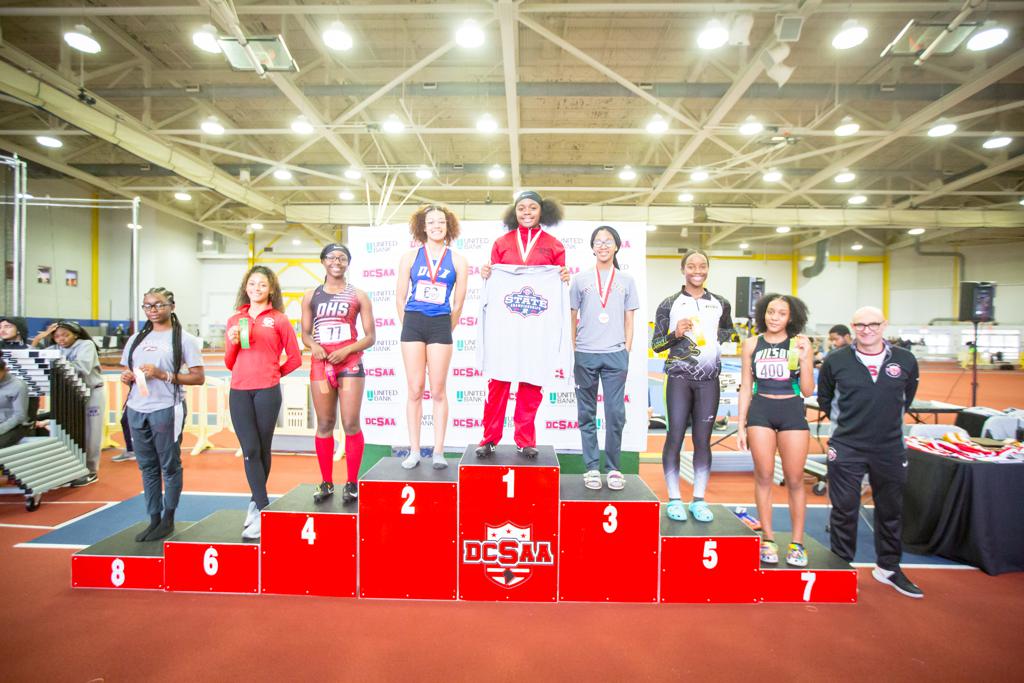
top-left (401, 451), bottom-right (421, 469)
top-left (243, 501), bottom-right (258, 528)
top-left (241, 513), bottom-right (261, 540)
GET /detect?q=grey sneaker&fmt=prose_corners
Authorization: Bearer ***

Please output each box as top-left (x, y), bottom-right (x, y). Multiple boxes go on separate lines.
top-left (111, 450), bottom-right (136, 462)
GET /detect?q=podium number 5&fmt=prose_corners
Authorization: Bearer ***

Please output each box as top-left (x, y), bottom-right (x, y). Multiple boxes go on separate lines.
top-left (401, 485), bottom-right (416, 515)
top-left (502, 469), bottom-right (515, 498)
top-left (203, 546), bottom-right (219, 576)
top-left (702, 540), bottom-right (718, 569)
top-left (602, 505), bottom-right (618, 533)
top-left (801, 571), bottom-right (816, 601)
top-left (301, 517), bottom-right (317, 545)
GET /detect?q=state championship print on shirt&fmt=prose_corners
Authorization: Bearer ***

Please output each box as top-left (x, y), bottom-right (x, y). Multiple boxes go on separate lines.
top-left (348, 221), bottom-right (649, 452)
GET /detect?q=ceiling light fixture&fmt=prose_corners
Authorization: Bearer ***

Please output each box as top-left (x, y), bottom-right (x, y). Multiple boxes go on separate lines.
top-left (739, 242), bottom-right (750, 249)
top-left (927, 120), bottom-right (957, 137)
top-left (192, 24), bottom-right (220, 54)
top-left (456, 19), bottom-right (485, 48)
top-left (677, 192), bottom-right (694, 202)
top-left (290, 116), bottom-right (314, 135)
top-left (292, 239), bottom-right (302, 246)
top-left (344, 168), bottom-right (362, 180)
top-left (967, 26), bottom-right (1008, 52)
top-left (908, 228), bottom-right (926, 236)
top-left (64, 24), bottom-right (101, 54)
top-left (487, 165), bottom-right (505, 180)
top-left (338, 190), bottom-right (355, 201)
top-left (200, 116), bottom-right (225, 135)
top-left (762, 168), bottom-right (783, 183)
top-left (322, 21), bottom-right (354, 51)
top-left (834, 116), bottom-right (860, 137)
top-left (851, 242), bottom-right (864, 251)
top-left (415, 166), bottom-right (432, 179)
top-left (202, 238), bottom-right (213, 246)
top-left (273, 168), bottom-right (293, 180)
top-left (834, 170), bottom-right (856, 183)
top-left (35, 135), bottom-right (63, 149)
top-left (690, 168), bottom-right (709, 182)
top-left (248, 222), bottom-right (263, 231)
top-left (848, 194), bottom-right (867, 205)
top-left (776, 225), bottom-right (791, 234)
top-left (738, 116), bottom-right (763, 136)
top-left (174, 191), bottom-right (192, 201)
top-left (982, 135), bottom-right (1012, 149)
top-left (832, 19), bottom-right (868, 50)
top-left (646, 114), bottom-right (669, 135)
top-left (697, 19), bottom-right (729, 50)
top-left (381, 114), bottom-right (405, 134)
top-left (618, 166), bottom-right (637, 181)
top-left (476, 113), bottom-right (498, 134)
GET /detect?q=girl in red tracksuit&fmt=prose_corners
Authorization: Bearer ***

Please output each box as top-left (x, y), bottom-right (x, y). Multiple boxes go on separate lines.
top-left (226, 265), bottom-right (302, 540)
top-left (476, 190), bottom-right (569, 459)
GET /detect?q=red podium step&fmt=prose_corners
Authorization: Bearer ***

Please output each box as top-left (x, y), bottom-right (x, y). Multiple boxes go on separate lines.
top-left (163, 510), bottom-right (260, 594)
top-left (358, 458), bottom-right (459, 600)
top-left (659, 505), bottom-right (761, 604)
top-left (260, 484), bottom-right (357, 598)
top-left (71, 521), bottom-right (193, 590)
top-left (558, 474), bottom-right (660, 603)
top-left (458, 445), bottom-right (560, 602)
top-left (759, 532), bottom-right (857, 603)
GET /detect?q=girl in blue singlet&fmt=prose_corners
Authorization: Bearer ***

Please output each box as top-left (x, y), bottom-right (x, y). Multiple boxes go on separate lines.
top-left (395, 204), bottom-right (468, 469)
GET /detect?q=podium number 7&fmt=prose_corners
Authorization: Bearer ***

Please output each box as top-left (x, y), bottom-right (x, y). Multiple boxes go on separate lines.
top-left (502, 469), bottom-right (515, 498)
top-left (801, 571), bottom-right (816, 602)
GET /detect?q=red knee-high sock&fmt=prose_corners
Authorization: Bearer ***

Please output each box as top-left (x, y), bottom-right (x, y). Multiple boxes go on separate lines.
top-left (314, 436), bottom-right (335, 484)
top-left (345, 431), bottom-right (364, 483)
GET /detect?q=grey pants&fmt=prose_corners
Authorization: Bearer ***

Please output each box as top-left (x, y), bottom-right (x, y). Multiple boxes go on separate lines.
top-left (85, 387), bottom-right (105, 475)
top-left (573, 350), bottom-right (629, 472)
top-left (127, 404), bottom-right (185, 517)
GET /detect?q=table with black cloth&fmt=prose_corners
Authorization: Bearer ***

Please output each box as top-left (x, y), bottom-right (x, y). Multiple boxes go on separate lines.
top-left (954, 410), bottom-right (991, 437)
top-left (902, 448), bottom-right (1024, 575)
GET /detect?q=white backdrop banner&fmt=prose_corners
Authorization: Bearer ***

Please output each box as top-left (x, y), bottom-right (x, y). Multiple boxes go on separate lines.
top-left (348, 220), bottom-right (650, 452)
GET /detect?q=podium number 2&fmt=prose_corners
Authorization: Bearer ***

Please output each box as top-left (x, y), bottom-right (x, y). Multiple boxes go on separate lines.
top-left (110, 558), bottom-right (125, 587)
top-left (401, 485), bottom-right (416, 515)
top-left (801, 571), bottom-right (816, 601)
top-left (203, 547), bottom-right (219, 576)
top-left (502, 469), bottom-right (515, 498)
top-left (602, 505), bottom-right (618, 533)
top-left (301, 517), bottom-right (317, 545)
top-left (702, 540), bottom-right (719, 569)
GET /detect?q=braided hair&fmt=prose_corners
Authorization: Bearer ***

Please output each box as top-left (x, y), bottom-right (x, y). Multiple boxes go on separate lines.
top-left (126, 287), bottom-right (184, 402)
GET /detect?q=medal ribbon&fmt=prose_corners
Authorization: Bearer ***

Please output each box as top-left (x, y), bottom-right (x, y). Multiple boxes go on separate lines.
top-left (596, 266), bottom-right (616, 310)
top-left (516, 227), bottom-right (542, 264)
top-left (423, 245), bottom-right (448, 284)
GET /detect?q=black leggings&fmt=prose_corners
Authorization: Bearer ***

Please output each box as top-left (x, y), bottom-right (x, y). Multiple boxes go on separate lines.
top-left (661, 374), bottom-right (720, 500)
top-left (229, 385), bottom-right (282, 509)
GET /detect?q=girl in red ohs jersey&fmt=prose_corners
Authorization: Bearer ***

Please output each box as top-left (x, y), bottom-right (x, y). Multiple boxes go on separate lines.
top-left (225, 266), bottom-right (302, 540)
top-left (301, 244), bottom-right (376, 505)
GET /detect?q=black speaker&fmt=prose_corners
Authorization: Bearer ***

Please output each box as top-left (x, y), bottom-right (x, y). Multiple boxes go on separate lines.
top-left (959, 281), bottom-right (996, 323)
top-left (736, 276), bottom-right (766, 318)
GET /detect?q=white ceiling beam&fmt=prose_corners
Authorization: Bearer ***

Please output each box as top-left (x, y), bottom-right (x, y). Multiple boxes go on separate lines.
top-left (794, 228), bottom-right (848, 249)
top-left (886, 228), bottom-right (967, 251)
top-left (767, 48), bottom-right (1024, 208)
top-left (704, 225), bottom-right (746, 247)
top-left (895, 154), bottom-right (1024, 209)
top-left (497, 0), bottom-right (522, 191)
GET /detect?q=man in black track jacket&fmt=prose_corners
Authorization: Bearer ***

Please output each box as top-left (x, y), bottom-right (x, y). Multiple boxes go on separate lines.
top-left (818, 306), bottom-right (923, 598)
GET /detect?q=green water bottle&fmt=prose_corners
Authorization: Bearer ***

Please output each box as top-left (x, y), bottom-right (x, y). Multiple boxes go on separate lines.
top-left (239, 317), bottom-right (250, 349)
top-left (788, 337), bottom-right (800, 371)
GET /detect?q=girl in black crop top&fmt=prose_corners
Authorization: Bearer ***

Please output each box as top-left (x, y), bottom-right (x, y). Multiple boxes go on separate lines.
top-left (737, 294), bottom-right (814, 567)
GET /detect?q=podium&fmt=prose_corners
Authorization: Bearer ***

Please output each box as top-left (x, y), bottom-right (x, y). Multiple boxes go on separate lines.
top-left (71, 522), bottom-right (192, 590)
top-left (558, 475), bottom-right (660, 603)
top-left (458, 445), bottom-right (560, 602)
top-left (260, 484), bottom-right (357, 598)
top-left (164, 510), bottom-right (260, 594)
top-left (758, 532), bottom-right (858, 603)
top-left (659, 505), bottom-right (761, 604)
top-left (358, 458), bottom-right (459, 600)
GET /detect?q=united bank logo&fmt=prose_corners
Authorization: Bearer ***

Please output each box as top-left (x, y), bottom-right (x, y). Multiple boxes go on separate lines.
top-left (547, 392), bottom-right (575, 406)
top-left (456, 339), bottom-right (477, 352)
top-left (374, 338), bottom-right (399, 352)
top-left (456, 389), bottom-right (486, 404)
top-left (563, 237), bottom-right (585, 248)
top-left (504, 287), bottom-right (549, 318)
top-left (367, 289), bottom-right (391, 303)
top-left (366, 389), bottom-right (400, 402)
top-left (454, 237), bottom-right (491, 250)
top-left (365, 240), bottom-right (398, 254)
top-left (462, 522), bottom-right (554, 588)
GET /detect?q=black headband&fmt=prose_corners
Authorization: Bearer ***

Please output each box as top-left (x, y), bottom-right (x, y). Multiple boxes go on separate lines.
top-left (515, 190), bottom-right (543, 206)
top-left (320, 243), bottom-right (351, 261)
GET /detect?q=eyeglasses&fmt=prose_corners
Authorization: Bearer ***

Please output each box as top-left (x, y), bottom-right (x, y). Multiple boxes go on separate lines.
top-left (593, 240), bottom-right (616, 248)
top-left (324, 256), bottom-right (347, 263)
top-left (852, 322), bottom-right (883, 332)
top-left (141, 303), bottom-right (170, 311)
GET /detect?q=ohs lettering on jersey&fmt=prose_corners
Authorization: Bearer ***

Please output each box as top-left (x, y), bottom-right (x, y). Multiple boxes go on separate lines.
top-left (462, 522), bottom-right (554, 588)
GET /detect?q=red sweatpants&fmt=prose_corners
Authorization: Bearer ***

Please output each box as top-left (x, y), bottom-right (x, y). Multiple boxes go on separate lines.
top-left (480, 379), bottom-right (543, 448)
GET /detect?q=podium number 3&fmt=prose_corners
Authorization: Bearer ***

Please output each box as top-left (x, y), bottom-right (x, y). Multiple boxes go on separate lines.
top-left (110, 558), bottom-right (125, 587)
top-left (801, 571), bottom-right (816, 602)
top-left (702, 540), bottom-right (719, 569)
top-left (401, 485), bottom-right (416, 515)
top-left (203, 547), bottom-right (219, 576)
top-left (602, 505), bottom-right (618, 533)
top-left (301, 517), bottom-right (317, 545)
top-left (502, 469), bottom-right (515, 498)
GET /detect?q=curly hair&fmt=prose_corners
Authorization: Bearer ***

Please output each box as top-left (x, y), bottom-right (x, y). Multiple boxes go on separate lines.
top-left (754, 293), bottom-right (809, 337)
top-left (408, 204), bottom-right (460, 244)
top-left (502, 197), bottom-right (564, 230)
top-left (234, 265), bottom-right (285, 312)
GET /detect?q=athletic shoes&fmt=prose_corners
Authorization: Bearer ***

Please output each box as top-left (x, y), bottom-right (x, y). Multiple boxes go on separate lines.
top-left (431, 452), bottom-right (448, 470)
top-left (244, 501), bottom-right (259, 527)
top-left (70, 473), bottom-right (98, 487)
top-left (111, 450), bottom-right (136, 462)
top-left (872, 566), bottom-right (924, 599)
top-left (583, 469), bottom-right (602, 490)
top-left (241, 514), bottom-right (261, 540)
top-left (606, 470), bottom-right (625, 491)
top-left (341, 481), bottom-right (358, 503)
top-left (760, 539), bottom-right (779, 564)
top-left (401, 451), bottom-right (421, 469)
top-left (786, 542), bottom-right (808, 567)
top-left (313, 482), bottom-right (334, 504)
top-left (517, 446), bottom-right (539, 458)
top-left (475, 442), bottom-right (495, 458)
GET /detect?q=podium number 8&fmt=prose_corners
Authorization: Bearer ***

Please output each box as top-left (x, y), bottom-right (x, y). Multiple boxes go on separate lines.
top-left (602, 505), bottom-right (618, 533)
top-left (203, 546), bottom-right (219, 576)
top-left (801, 571), bottom-right (816, 602)
top-left (401, 485), bottom-right (416, 515)
top-left (702, 540), bottom-right (718, 569)
top-left (502, 469), bottom-right (515, 498)
top-left (110, 558), bottom-right (125, 587)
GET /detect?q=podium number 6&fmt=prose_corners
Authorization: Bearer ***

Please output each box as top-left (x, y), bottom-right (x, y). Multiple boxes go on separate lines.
top-left (801, 571), bottom-right (816, 602)
top-left (401, 485), bottom-right (416, 515)
top-left (602, 505), bottom-right (618, 533)
top-left (301, 517), bottom-right (317, 545)
top-left (110, 558), bottom-right (125, 587)
top-left (502, 469), bottom-right (515, 498)
top-left (702, 540), bottom-right (718, 569)
top-left (203, 546), bottom-right (219, 576)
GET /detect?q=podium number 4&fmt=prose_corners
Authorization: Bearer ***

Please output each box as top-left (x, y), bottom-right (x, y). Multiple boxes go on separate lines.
top-left (702, 540), bottom-right (718, 569)
top-left (801, 571), bottom-right (816, 602)
top-left (401, 485), bottom-right (416, 515)
top-left (602, 505), bottom-right (618, 533)
top-left (203, 547), bottom-right (219, 576)
top-left (502, 469), bottom-right (515, 498)
top-left (301, 517), bottom-right (317, 545)
top-left (110, 558), bottom-right (125, 587)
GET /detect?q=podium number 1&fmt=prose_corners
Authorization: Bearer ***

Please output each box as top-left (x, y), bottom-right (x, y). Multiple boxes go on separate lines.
top-left (301, 517), bottom-right (317, 545)
top-left (502, 469), bottom-right (515, 498)
top-left (602, 505), bottom-right (618, 533)
top-left (401, 485), bottom-right (416, 515)
top-left (702, 540), bottom-right (718, 569)
top-left (801, 571), bottom-right (816, 601)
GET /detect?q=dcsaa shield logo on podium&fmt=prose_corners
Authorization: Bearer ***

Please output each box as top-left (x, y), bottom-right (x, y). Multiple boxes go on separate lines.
top-left (462, 521), bottom-right (554, 588)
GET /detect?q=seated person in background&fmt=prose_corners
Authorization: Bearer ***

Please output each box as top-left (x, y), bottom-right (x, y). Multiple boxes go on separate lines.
top-left (0, 358), bottom-right (30, 448)
top-left (0, 316), bottom-right (30, 349)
